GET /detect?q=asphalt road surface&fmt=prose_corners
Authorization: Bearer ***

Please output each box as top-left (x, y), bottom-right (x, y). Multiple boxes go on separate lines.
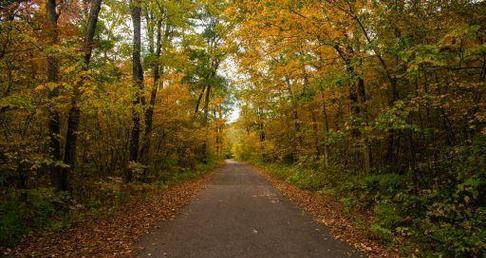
top-left (138, 160), bottom-right (363, 258)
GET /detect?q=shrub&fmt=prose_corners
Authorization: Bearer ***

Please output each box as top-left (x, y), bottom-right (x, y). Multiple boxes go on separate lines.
top-left (0, 188), bottom-right (61, 247)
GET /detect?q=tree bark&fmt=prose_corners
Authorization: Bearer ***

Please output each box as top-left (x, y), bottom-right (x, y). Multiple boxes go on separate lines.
top-left (201, 84), bottom-right (211, 162)
top-left (127, 0), bottom-right (144, 182)
top-left (46, 0), bottom-right (65, 191)
top-left (63, 0), bottom-right (102, 190)
top-left (284, 77), bottom-right (300, 161)
top-left (194, 86), bottom-right (206, 115)
top-left (319, 90), bottom-right (330, 167)
top-left (257, 109), bottom-right (266, 161)
top-left (141, 20), bottom-right (164, 162)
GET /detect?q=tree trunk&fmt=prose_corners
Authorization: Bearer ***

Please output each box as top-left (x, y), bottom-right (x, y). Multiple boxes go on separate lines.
top-left (310, 108), bottom-right (321, 157)
top-left (141, 20), bottom-right (163, 162)
top-left (216, 107), bottom-right (224, 156)
top-left (193, 86), bottom-right (206, 116)
top-left (201, 84), bottom-right (211, 162)
top-left (258, 113), bottom-right (265, 161)
top-left (284, 77), bottom-right (300, 160)
top-left (319, 90), bottom-right (330, 167)
top-left (46, 0), bottom-right (65, 191)
top-left (127, 0), bottom-right (144, 182)
top-left (334, 44), bottom-right (370, 172)
top-left (64, 0), bottom-right (102, 191)
top-left (385, 76), bottom-right (399, 167)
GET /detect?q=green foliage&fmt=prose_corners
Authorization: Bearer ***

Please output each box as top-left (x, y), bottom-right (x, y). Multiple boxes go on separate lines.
top-left (0, 158), bottom-right (220, 249)
top-left (373, 100), bottom-right (420, 133)
top-left (128, 161), bottom-right (149, 182)
top-left (0, 188), bottom-right (64, 247)
top-left (287, 171), bottom-right (328, 191)
top-left (370, 223), bottom-right (394, 242)
top-left (255, 153), bottom-right (485, 257)
top-left (0, 96), bottom-right (34, 111)
top-left (372, 201), bottom-right (401, 236)
top-left (360, 174), bottom-right (405, 195)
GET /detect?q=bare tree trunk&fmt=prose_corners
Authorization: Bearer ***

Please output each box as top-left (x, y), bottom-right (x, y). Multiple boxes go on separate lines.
top-left (284, 77), bottom-right (300, 161)
top-left (201, 84), bottom-right (211, 162)
top-left (194, 86), bottom-right (206, 116)
top-left (257, 109), bottom-right (266, 161)
top-left (46, 0), bottom-right (65, 191)
top-left (127, 0), bottom-right (144, 182)
top-left (258, 123), bottom-right (265, 159)
top-left (216, 107), bottom-right (224, 156)
top-left (319, 90), bottom-right (330, 167)
top-left (64, 0), bottom-right (102, 190)
top-left (310, 108), bottom-right (321, 157)
top-left (141, 20), bottom-right (163, 162)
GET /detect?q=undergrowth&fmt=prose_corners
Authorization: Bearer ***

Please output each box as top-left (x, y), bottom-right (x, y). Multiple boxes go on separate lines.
top-left (251, 146), bottom-right (485, 258)
top-left (0, 158), bottom-right (220, 249)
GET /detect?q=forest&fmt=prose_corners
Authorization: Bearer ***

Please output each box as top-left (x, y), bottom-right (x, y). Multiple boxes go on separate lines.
top-left (0, 0), bottom-right (485, 257)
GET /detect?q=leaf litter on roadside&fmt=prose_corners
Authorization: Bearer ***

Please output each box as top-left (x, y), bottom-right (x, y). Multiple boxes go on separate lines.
top-left (10, 173), bottom-right (215, 258)
top-left (255, 166), bottom-right (400, 258)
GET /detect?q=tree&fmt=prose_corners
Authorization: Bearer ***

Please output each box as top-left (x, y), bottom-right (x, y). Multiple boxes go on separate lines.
top-left (63, 0), bottom-right (103, 191)
top-left (45, 0), bottom-right (65, 191)
top-left (127, 0), bottom-right (144, 182)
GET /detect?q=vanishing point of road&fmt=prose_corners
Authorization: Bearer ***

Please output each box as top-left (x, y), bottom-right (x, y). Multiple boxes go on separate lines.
top-left (138, 160), bottom-right (363, 258)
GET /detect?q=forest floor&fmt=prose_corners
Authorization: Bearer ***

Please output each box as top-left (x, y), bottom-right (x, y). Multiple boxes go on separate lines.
top-left (137, 160), bottom-right (362, 258)
top-left (7, 169), bottom-right (216, 257)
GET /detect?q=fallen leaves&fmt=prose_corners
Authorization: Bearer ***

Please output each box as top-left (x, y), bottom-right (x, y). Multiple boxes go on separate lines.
top-left (9, 172), bottom-right (215, 258)
top-left (255, 166), bottom-right (400, 258)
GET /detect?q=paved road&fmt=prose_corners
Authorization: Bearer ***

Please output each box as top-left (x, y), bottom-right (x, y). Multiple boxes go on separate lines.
top-left (138, 160), bottom-right (363, 258)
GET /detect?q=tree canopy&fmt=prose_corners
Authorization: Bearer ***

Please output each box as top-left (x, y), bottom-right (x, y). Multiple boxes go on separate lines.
top-left (0, 0), bottom-right (484, 257)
